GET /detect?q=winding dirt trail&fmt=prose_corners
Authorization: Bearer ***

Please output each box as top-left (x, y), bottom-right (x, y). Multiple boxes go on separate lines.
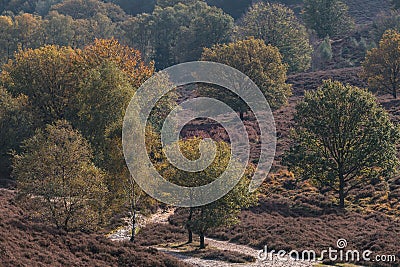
top-left (156, 236), bottom-right (316, 267)
top-left (108, 208), bottom-right (316, 267)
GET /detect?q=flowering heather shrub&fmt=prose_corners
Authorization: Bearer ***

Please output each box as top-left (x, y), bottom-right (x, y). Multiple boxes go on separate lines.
top-left (0, 190), bottom-right (189, 267)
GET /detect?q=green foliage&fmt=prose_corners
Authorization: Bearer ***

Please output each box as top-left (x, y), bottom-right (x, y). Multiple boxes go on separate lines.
top-left (201, 38), bottom-right (292, 115)
top-left (0, 13), bottom-right (46, 63)
top-left (109, 0), bottom-right (156, 15)
top-left (313, 36), bottom-right (332, 70)
top-left (72, 61), bottom-right (134, 167)
top-left (156, 0), bottom-right (197, 8)
top-left (237, 2), bottom-right (312, 73)
top-left (0, 12), bottom-right (124, 64)
top-left (35, 0), bottom-right (63, 16)
top-left (284, 80), bottom-right (400, 208)
top-left (1, 40), bottom-right (160, 221)
top-left (362, 29), bottom-right (400, 99)
top-left (13, 13), bottom-right (44, 50)
top-left (43, 11), bottom-right (76, 46)
top-left (123, 0), bottom-right (234, 69)
top-left (12, 120), bottom-right (108, 230)
top-left (0, 0), bottom-right (38, 14)
top-left (302, 0), bottom-right (355, 38)
top-left (1, 45), bottom-right (78, 126)
top-left (50, 0), bottom-right (127, 22)
top-left (318, 36), bottom-right (333, 61)
top-left (160, 138), bottom-right (257, 248)
top-left (0, 87), bottom-right (34, 180)
top-left (109, 0), bottom-right (253, 18)
top-left (205, 0), bottom-right (253, 19)
top-left (0, 15), bottom-right (14, 62)
top-left (120, 13), bottom-right (155, 60)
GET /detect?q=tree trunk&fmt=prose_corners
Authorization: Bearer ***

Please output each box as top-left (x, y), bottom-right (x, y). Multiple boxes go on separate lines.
top-left (130, 183), bottom-right (137, 243)
top-left (199, 232), bottom-right (205, 249)
top-left (188, 229), bottom-right (193, 244)
top-left (239, 111), bottom-right (244, 120)
top-left (187, 208), bottom-right (193, 244)
top-left (339, 173), bottom-right (345, 209)
top-left (130, 208), bottom-right (136, 242)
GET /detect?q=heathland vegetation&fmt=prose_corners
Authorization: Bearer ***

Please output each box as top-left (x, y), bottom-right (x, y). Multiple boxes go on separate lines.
top-left (0, 0), bottom-right (399, 266)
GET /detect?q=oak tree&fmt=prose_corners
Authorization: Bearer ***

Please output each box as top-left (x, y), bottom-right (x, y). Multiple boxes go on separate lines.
top-left (284, 80), bottom-right (399, 209)
top-left (302, 0), bottom-right (355, 38)
top-left (362, 30), bottom-right (400, 99)
top-left (1, 45), bottom-right (78, 126)
top-left (237, 2), bottom-right (312, 73)
top-left (201, 38), bottom-right (292, 118)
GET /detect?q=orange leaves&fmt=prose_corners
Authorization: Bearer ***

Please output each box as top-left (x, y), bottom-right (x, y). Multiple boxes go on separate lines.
top-left (1, 40), bottom-right (154, 126)
top-left (78, 38), bottom-right (154, 88)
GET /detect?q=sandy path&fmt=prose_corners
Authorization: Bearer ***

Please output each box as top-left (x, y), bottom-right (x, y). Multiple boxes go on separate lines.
top-left (155, 236), bottom-right (317, 267)
top-left (108, 208), bottom-right (317, 266)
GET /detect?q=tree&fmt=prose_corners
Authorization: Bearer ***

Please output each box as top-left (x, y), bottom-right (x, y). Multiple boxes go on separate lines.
top-left (0, 16), bottom-right (15, 63)
top-left (1, 45), bottom-right (78, 126)
top-left (69, 18), bottom-right (98, 47)
top-left (156, 0), bottom-right (197, 8)
top-left (43, 11), bottom-right (76, 46)
top-left (237, 2), bottom-right (312, 73)
top-left (205, 0), bottom-right (253, 19)
top-left (0, 87), bottom-right (34, 184)
top-left (284, 80), bottom-right (399, 209)
top-left (124, 128), bottom-right (160, 243)
top-left (72, 41), bottom-right (172, 222)
top-left (313, 36), bottom-right (333, 70)
top-left (302, 0), bottom-right (355, 38)
top-left (362, 30), bottom-right (400, 99)
top-left (124, 0), bottom-right (234, 69)
top-left (109, 0), bottom-right (156, 16)
top-left (35, 0), bottom-right (63, 16)
top-left (0, 0), bottom-right (37, 14)
top-left (72, 39), bottom-right (171, 162)
top-left (121, 14), bottom-right (155, 61)
top-left (51, 0), bottom-right (126, 22)
top-left (12, 120), bottom-right (107, 230)
top-left (160, 138), bottom-right (257, 248)
top-left (13, 13), bottom-right (44, 50)
top-left (2, 39), bottom-right (161, 229)
top-left (201, 38), bottom-right (292, 118)
top-left (77, 38), bottom-right (154, 88)
top-left (71, 61), bottom-right (135, 166)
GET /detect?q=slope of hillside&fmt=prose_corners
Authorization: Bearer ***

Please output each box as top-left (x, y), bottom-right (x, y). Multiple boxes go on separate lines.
top-left (344, 0), bottom-right (391, 24)
top-left (0, 189), bottom-right (189, 267)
